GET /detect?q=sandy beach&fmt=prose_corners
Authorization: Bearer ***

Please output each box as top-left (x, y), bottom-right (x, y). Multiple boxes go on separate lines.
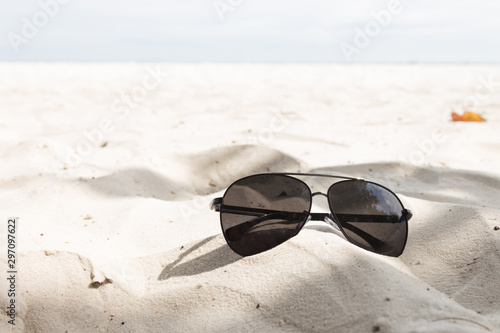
top-left (0, 63), bottom-right (499, 332)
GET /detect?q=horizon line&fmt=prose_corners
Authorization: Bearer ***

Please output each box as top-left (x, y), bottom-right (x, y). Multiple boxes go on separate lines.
top-left (1, 60), bottom-right (500, 65)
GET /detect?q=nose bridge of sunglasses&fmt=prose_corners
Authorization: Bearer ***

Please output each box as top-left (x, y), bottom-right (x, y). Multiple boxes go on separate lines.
top-left (310, 191), bottom-right (330, 211)
top-left (307, 192), bottom-right (342, 231)
top-left (311, 191), bottom-right (328, 198)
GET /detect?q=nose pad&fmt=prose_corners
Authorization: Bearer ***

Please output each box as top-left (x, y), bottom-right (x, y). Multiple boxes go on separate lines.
top-left (324, 215), bottom-right (340, 232)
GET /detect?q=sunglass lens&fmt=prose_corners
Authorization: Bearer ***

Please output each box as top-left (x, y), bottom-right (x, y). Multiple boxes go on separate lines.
top-left (327, 181), bottom-right (408, 256)
top-left (220, 175), bottom-right (311, 256)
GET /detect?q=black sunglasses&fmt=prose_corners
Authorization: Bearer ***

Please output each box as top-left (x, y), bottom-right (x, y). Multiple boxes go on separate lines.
top-left (210, 173), bottom-right (412, 257)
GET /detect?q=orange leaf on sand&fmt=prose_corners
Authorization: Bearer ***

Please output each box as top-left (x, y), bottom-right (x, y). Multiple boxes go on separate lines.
top-left (451, 111), bottom-right (486, 122)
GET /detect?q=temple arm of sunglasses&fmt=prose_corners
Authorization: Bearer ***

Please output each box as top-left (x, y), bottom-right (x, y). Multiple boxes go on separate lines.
top-left (210, 198), bottom-right (412, 223)
top-left (210, 199), bottom-right (407, 249)
top-left (210, 198), bottom-right (413, 223)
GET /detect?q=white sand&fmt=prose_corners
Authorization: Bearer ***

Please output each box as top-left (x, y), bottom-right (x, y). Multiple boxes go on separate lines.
top-left (0, 63), bottom-right (499, 332)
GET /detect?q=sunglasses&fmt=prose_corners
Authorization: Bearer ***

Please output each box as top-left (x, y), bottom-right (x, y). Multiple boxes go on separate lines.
top-left (210, 173), bottom-right (412, 257)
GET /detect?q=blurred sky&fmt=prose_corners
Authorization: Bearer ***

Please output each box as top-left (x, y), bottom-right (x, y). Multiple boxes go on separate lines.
top-left (1, 0), bottom-right (499, 62)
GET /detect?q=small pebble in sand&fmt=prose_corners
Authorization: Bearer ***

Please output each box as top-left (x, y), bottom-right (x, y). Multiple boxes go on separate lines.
top-left (91, 281), bottom-right (102, 288)
top-left (494, 226), bottom-right (499, 231)
top-left (84, 214), bottom-right (93, 220)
